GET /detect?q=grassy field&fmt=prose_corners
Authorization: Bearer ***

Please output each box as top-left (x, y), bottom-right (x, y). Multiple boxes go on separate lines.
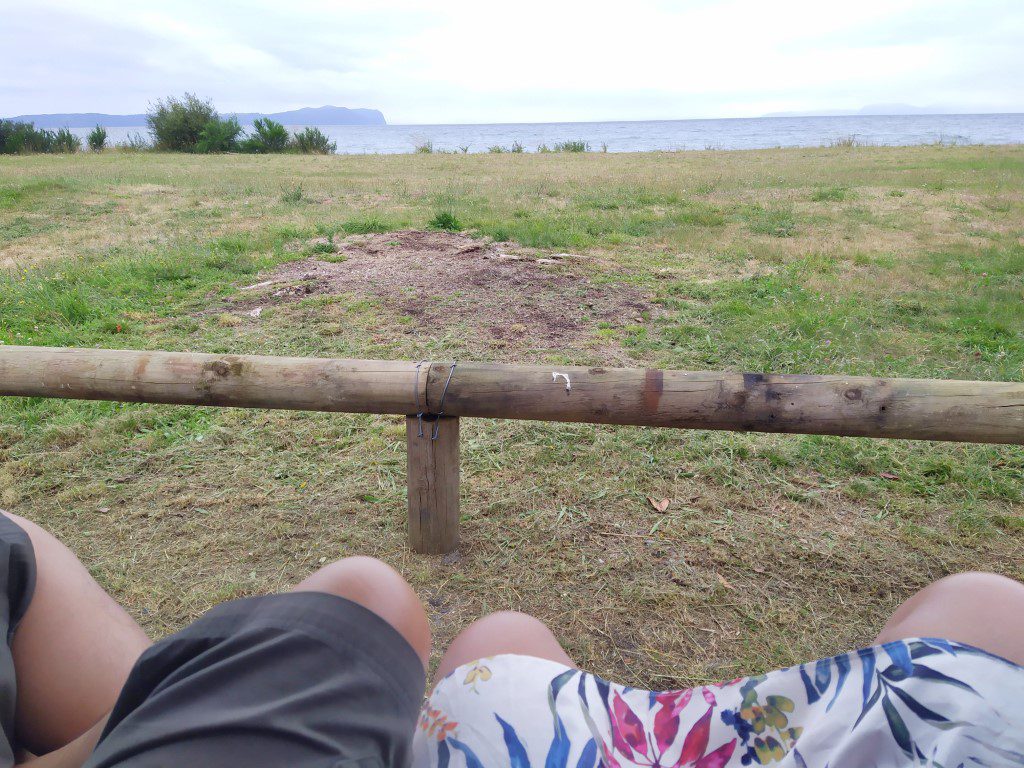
top-left (1, 145), bottom-right (1022, 688)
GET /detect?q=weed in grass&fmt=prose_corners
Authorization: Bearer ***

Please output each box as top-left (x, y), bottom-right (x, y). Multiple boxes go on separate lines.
top-left (744, 205), bottom-right (797, 237)
top-left (341, 217), bottom-right (393, 234)
top-left (307, 241), bottom-right (335, 255)
top-left (281, 185), bottom-right (306, 204)
top-left (811, 186), bottom-right (852, 202)
top-left (427, 211), bottom-right (462, 231)
top-left (414, 140), bottom-right (434, 154)
top-left (828, 135), bottom-right (865, 148)
top-left (887, 189), bottom-right (906, 197)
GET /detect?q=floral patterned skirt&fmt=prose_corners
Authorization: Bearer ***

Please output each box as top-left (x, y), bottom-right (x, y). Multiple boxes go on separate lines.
top-left (413, 639), bottom-right (1024, 767)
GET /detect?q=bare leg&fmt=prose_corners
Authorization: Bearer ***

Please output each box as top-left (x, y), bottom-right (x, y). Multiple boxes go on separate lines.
top-left (5, 512), bottom-right (152, 757)
top-left (874, 571), bottom-right (1024, 666)
top-left (291, 555), bottom-right (431, 668)
top-left (434, 611), bottom-right (574, 685)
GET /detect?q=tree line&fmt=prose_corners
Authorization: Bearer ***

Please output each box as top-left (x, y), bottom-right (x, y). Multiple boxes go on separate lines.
top-left (1, 94), bottom-right (337, 155)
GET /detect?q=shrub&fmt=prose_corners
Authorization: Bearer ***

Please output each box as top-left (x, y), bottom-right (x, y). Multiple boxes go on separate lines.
top-left (537, 143), bottom-right (552, 153)
top-left (414, 140), bottom-right (434, 154)
top-left (553, 139), bottom-right (589, 152)
top-left (52, 128), bottom-right (82, 153)
top-left (488, 145), bottom-right (506, 153)
top-left (828, 135), bottom-right (862, 148)
top-left (510, 141), bottom-right (524, 153)
top-left (292, 127), bottom-right (336, 154)
top-left (146, 93), bottom-right (217, 151)
top-left (428, 211), bottom-right (462, 231)
top-left (241, 118), bottom-right (289, 153)
top-left (118, 132), bottom-right (151, 152)
top-left (87, 125), bottom-right (107, 151)
top-left (195, 117), bottom-right (242, 153)
top-left (0, 120), bottom-right (38, 154)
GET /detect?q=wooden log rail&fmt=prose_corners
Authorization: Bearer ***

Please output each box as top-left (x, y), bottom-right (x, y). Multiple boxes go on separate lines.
top-left (2, 346), bottom-right (1022, 553)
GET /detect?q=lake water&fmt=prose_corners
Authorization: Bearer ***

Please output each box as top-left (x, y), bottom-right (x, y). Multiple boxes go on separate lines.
top-left (75, 113), bottom-right (1024, 154)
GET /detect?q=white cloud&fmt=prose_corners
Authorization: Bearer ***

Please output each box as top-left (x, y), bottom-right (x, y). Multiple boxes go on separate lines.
top-left (2, 0), bottom-right (1021, 121)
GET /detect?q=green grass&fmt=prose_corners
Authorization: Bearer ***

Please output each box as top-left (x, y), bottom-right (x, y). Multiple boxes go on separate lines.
top-left (0, 145), bottom-right (1021, 687)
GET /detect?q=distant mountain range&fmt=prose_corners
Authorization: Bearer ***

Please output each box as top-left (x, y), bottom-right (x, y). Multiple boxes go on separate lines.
top-left (763, 103), bottom-right (963, 118)
top-left (3, 105), bottom-right (386, 128)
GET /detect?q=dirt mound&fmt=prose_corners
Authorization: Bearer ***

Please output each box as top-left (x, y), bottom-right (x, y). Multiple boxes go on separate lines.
top-left (235, 230), bottom-right (651, 349)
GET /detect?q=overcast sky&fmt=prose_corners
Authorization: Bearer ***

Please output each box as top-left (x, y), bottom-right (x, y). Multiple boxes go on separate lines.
top-left (2, 0), bottom-right (1022, 124)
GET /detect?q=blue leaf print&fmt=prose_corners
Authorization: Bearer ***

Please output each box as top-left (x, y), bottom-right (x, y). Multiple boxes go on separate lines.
top-left (546, 670), bottom-right (576, 768)
top-left (853, 681), bottom-right (883, 730)
top-left (438, 739), bottom-right (451, 768)
top-left (814, 657), bottom-right (832, 693)
top-left (575, 739), bottom-right (598, 768)
top-left (550, 669), bottom-right (578, 702)
top-left (911, 664), bottom-right (979, 695)
top-left (496, 714), bottom-right (531, 768)
top-left (888, 684), bottom-right (955, 726)
top-left (857, 647), bottom-right (876, 706)
top-left (595, 676), bottom-right (611, 712)
top-left (881, 694), bottom-right (914, 756)
top-left (800, 665), bottom-right (822, 704)
top-left (826, 652), bottom-right (850, 712)
top-left (449, 738), bottom-right (486, 768)
top-left (921, 637), bottom-right (959, 656)
top-left (884, 642), bottom-right (914, 677)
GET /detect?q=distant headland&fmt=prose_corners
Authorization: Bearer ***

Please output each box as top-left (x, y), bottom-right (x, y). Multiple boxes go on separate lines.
top-left (2, 105), bottom-right (386, 128)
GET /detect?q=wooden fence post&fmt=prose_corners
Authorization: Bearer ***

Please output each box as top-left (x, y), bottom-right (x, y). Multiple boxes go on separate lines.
top-left (406, 415), bottom-right (460, 554)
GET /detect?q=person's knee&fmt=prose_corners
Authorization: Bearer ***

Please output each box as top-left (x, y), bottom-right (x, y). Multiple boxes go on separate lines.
top-left (294, 556), bottom-right (430, 667)
top-left (900, 571), bottom-right (1023, 615)
top-left (463, 611), bottom-right (552, 636)
top-left (878, 571), bottom-right (1024, 644)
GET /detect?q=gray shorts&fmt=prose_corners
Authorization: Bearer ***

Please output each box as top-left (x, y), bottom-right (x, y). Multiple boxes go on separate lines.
top-left (0, 516), bottom-right (425, 768)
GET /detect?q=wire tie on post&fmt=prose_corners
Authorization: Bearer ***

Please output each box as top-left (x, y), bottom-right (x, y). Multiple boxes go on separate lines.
top-left (413, 359), bottom-right (427, 438)
top-left (431, 362), bottom-right (457, 440)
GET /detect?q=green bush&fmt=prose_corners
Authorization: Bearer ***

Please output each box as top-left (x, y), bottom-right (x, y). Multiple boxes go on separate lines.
top-left (241, 118), bottom-right (289, 153)
top-left (510, 141), bottom-right (525, 153)
top-left (87, 125), bottom-right (107, 151)
top-left (0, 120), bottom-right (35, 153)
top-left (52, 128), bottom-right (81, 153)
top-left (553, 139), bottom-right (589, 152)
top-left (195, 117), bottom-right (242, 153)
top-left (0, 120), bottom-right (54, 153)
top-left (146, 93), bottom-right (216, 151)
top-left (414, 140), bottom-right (434, 154)
top-left (292, 127), bottom-right (336, 154)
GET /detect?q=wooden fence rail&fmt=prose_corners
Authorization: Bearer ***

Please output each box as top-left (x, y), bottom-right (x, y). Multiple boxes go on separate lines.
top-left (2, 346), bottom-right (1022, 553)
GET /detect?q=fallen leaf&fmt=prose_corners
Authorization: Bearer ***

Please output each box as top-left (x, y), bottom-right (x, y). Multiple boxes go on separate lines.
top-left (717, 573), bottom-right (735, 590)
top-left (647, 496), bottom-right (671, 513)
top-left (879, 472), bottom-right (900, 480)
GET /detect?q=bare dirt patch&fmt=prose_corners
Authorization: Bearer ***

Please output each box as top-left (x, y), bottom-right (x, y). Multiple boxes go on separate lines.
top-left (235, 230), bottom-right (652, 349)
